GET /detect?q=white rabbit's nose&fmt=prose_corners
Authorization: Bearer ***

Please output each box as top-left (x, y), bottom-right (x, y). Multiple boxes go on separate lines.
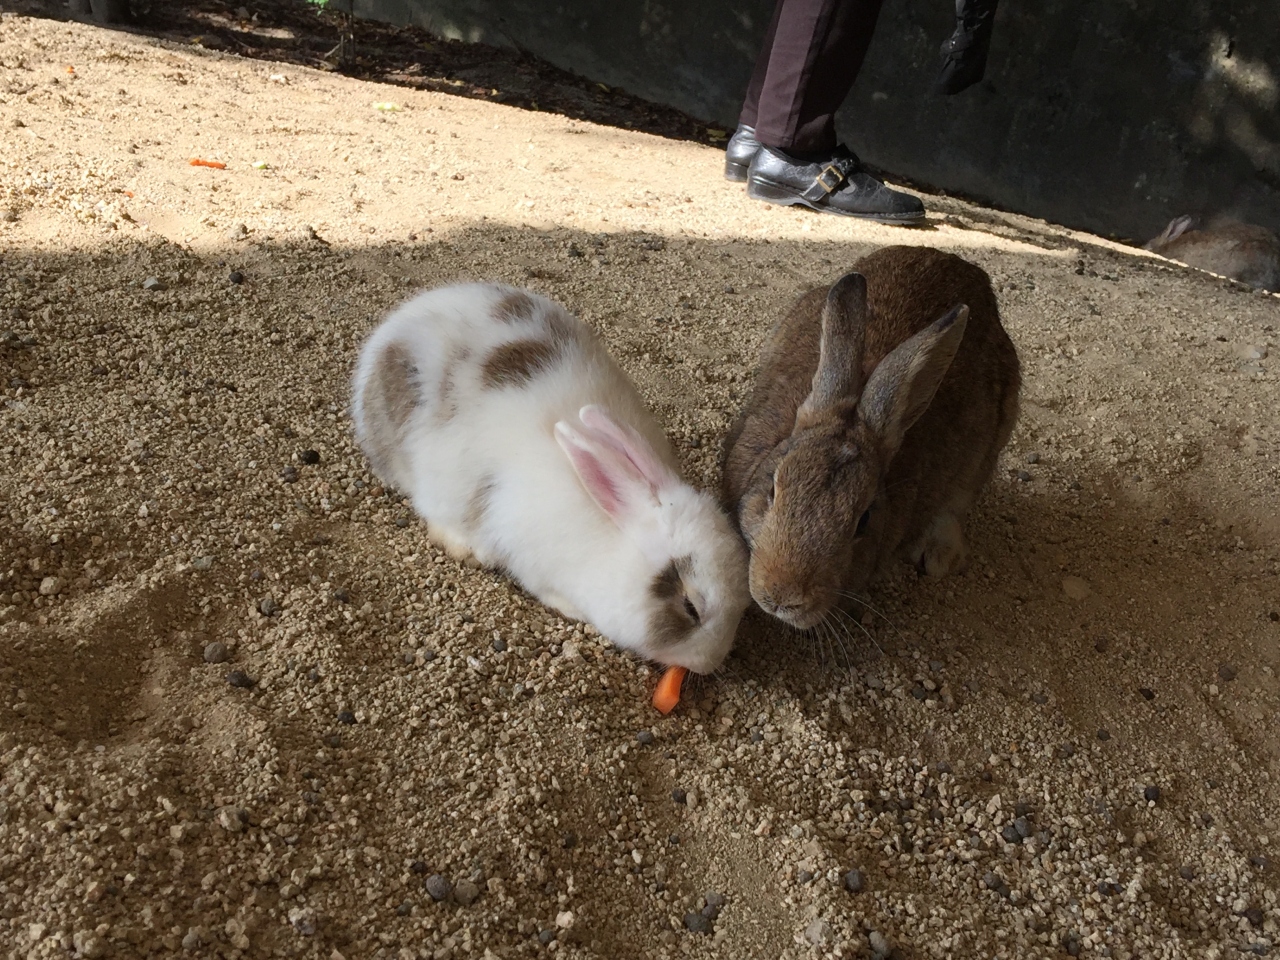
top-left (657, 636), bottom-right (733, 676)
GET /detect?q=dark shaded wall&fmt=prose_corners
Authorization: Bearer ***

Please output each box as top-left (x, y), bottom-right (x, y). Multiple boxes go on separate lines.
top-left (355, 0), bottom-right (1280, 241)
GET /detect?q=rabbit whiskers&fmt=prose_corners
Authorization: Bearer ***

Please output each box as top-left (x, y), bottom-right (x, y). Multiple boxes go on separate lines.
top-left (835, 589), bottom-right (906, 646)
top-left (827, 605), bottom-right (885, 658)
top-left (770, 599), bottom-right (887, 669)
top-left (818, 614), bottom-right (856, 667)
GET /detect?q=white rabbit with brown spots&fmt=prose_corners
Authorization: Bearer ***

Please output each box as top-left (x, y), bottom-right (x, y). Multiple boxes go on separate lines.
top-left (352, 284), bottom-right (749, 674)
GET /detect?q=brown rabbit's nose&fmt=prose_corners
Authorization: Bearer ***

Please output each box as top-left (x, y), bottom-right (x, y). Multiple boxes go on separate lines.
top-left (753, 588), bottom-right (816, 628)
top-left (759, 595), bottom-right (800, 615)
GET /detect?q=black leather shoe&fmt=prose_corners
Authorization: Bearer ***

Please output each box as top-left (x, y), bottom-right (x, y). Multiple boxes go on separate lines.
top-left (746, 146), bottom-right (926, 225)
top-left (724, 125), bottom-right (761, 182)
top-left (936, 0), bottom-right (998, 95)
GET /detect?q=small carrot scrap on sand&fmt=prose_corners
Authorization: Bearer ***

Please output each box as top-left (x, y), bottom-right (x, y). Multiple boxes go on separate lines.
top-left (653, 666), bottom-right (687, 715)
top-left (188, 158), bottom-right (226, 169)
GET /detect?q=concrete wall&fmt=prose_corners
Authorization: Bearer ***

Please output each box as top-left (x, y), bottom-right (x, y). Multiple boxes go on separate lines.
top-left (355, 0), bottom-right (1280, 242)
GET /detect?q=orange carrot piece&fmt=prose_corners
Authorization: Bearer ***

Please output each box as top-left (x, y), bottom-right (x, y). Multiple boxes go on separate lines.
top-left (653, 666), bottom-right (687, 715)
top-left (189, 158), bottom-right (226, 169)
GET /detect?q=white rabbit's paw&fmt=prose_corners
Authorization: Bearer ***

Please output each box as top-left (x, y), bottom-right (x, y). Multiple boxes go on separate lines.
top-left (542, 591), bottom-right (586, 623)
top-left (427, 523), bottom-right (474, 563)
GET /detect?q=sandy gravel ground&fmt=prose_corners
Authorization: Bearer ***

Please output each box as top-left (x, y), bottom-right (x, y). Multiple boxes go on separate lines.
top-left (2, 14), bottom-right (1279, 960)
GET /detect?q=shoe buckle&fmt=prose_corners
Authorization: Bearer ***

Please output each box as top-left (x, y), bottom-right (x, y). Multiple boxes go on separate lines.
top-left (814, 164), bottom-right (845, 195)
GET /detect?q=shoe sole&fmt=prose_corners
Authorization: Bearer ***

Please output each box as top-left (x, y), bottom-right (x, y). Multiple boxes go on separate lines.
top-left (747, 175), bottom-right (927, 226)
top-left (724, 159), bottom-right (750, 182)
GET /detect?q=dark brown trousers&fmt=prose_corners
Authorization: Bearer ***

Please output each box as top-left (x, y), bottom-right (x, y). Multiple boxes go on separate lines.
top-left (739, 0), bottom-right (886, 154)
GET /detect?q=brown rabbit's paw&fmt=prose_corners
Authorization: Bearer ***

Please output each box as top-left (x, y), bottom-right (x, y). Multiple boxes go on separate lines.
top-left (918, 512), bottom-right (968, 578)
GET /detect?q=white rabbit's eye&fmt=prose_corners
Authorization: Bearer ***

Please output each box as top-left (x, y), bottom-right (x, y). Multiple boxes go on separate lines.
top-left (682, 597), bottom-right (701, 624)
top-left (854, 508), bottom-right (871, 537)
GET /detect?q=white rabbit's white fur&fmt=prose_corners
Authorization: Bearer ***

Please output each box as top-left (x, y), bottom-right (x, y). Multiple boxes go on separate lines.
top-left (351, 283), bottom-right (748, 674)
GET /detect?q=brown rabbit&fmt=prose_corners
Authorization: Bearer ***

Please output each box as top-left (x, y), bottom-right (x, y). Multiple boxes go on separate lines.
top-left (1145, 216), bottom-right (1280, 292)
top-left (721, 246), bottom-right (1020, 629)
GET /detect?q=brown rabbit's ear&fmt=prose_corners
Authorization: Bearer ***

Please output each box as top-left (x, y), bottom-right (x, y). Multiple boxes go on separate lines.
top-left (1147, 215), bottom-right (1195, 251)
top-left (798, 273), bottom-right (868, 419)
top-left (859, 303), bottom-right (969, 459)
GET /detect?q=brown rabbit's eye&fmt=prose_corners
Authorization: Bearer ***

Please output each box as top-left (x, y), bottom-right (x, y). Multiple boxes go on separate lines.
top-left (767, 475), bottom-right (778, 506)
top-left (682, 597), bottom-right (701, 624)
top-left (855, 508), bottom-right (871, 537)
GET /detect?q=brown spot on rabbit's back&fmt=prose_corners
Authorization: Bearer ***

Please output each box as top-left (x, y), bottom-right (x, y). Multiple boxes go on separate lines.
top-left (436, 344), bottom-right (471, 424)
top-left (373, 343), bottom-right (420, 427)
top-left (493, 290), bottom-right (539, 324)
top-left (647, 557), bottom-right (698, 647)
top-left (542, 304), bottom-right (582, 345)
top-left (358, 341), bottom-right (421, 477)
top-left (481, 337), bottom-right (565, 388)
top-left (493, 290), bottom-right (583, 345)
top-left (463, 474), bottom-right (496, 532)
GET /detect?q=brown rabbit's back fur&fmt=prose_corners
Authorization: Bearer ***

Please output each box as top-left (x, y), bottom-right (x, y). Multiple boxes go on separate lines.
top-left (1145, 217), bottom-right (1280, 292)
top-left (865, 248), bottom-right (1020, 545)
top-left (722, 245), bottom-right (1020, 624)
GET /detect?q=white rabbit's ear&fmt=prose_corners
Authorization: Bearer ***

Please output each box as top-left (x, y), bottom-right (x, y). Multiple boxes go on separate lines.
top-left (555, 420), bottom-right (659, 527)
top-left (577, 405), bottom-right (679, 494)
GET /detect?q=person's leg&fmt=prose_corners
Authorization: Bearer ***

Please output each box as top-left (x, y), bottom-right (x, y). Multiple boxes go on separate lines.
top-left (753, 0), bottom-right (885, 155)
top-left (730, 0), bottom-right (924, 224)
top-left (725, 3), bottom-right (785, 181)
top-left (738, 2), bottom-right (785, 130)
